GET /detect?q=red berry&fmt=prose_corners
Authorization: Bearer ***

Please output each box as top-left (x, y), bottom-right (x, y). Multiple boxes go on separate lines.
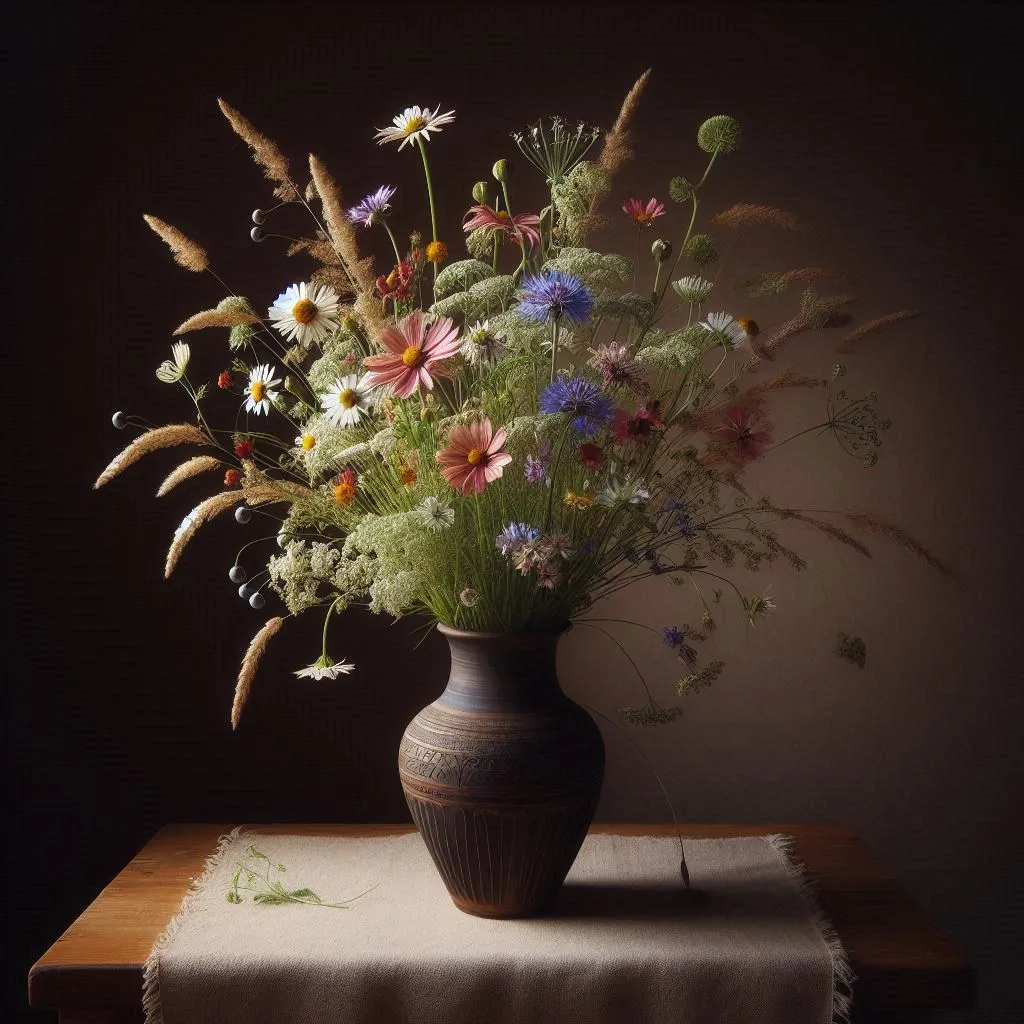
top-left (234, 440), bottom-right (253, 460)
top-left (217, 370), bottom-right (233, 390)
top-left (224, 469), bottom-right (242, 486)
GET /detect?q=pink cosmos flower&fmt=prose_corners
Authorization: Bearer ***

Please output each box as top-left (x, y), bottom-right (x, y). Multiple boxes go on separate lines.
top-left (623, 197), bottom-right (666, 227)
top-left (613, 400), bottom-right (665, 444)
top-left (708, 405), bottom-right (773, 463)
top-left (436, 417), bottom-right (513, 495)
top-left (363, 311), bottom-right (462, 399)
top-left (463, 204), bottom-right (543, 249)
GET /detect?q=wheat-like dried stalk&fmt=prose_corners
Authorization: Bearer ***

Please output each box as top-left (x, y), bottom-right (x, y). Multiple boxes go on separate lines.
top-left (156, 456), bottom-right (224, 497)
top-left (94, 424), bottom-right (208, 489)
top-left (597, 68), bottom-right (651, 176)
top-left (308, 153), bottom-right (375, 296)
top-left (843, 511), bottom-right (964, 586)
top-left (231, 617), bottom-right (284, 730)
top-left (782, 267), bottom-right (838, 287)
top-left (781, 511), bottom-right (874, 558)
top-left (173, 307), bottom-right (260, 335)
top-left (217, 98), bottom-right (298, 201)
top-left (837, 310), bottom-right (919, 353)
top-left (142, 215), bottom-right (209, 273)
top-left (740, 371), bottom-right (827, 401)
top-left (164, 491), bottom-right (241, 578)
top-left (712, 203), bottom-right (807, 232)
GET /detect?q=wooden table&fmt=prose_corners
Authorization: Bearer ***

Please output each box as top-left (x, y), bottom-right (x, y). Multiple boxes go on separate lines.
top-left (28, 824), bottom-right (972, 1024)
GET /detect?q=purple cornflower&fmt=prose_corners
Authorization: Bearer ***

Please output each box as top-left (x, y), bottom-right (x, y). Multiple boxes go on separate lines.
top-left (540, 376), bottom-right (614, 436)
top-left (662, 625), bottom-right (686, 647)
top-left (660, 497), bottom-right (684, 512)
top-left (347, 185), bottom-right (397, 227)
top-left (676, 513), bottom-right (696, 538)
top-left (524, 454), bottom-right (548, 483)
top-left (517, 270), bottom-right (594, 325)
top-left (496, 522), bottom-right (540, 556)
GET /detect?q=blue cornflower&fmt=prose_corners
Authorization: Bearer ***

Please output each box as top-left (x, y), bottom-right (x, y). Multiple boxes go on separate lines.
top-left (660, 497), bottom-right (684, 513)
top-left (662, 625), bottom-right (686, 647)
top-left (517, 271), bottom-right (594, 325)
top-left (496, 522), bottom-right (540, 556)
top-left (346, 185), bottom-right (397, 227)
top-left (539, 376), bottom-right (614, 436)
top-left (676, 513), bottom-right (696, 538)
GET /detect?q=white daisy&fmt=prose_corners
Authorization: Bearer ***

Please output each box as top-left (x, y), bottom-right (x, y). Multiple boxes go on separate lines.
top-left (244, 364), bottom-right (282, 416)
top-left (268, 282), bottom-right (341, 347)
top-left (700, 312), bottom-right (745, 349)
top-left (375, 105), bottom-right (456, 150)
top-left (459, 320), bottom-right (507, 366)
top-left (671, 275), bottom-right (714, 304)
top-left (156, 341), bottom-right (191, 383)
top-left (320, 373), bottom-right (375, 427)
top-left (294, 656), bottom-right (355, 680)
top-left (596, 478), bottom-right (651, 507)
top-left (412, 496), bottom-right (455, 531)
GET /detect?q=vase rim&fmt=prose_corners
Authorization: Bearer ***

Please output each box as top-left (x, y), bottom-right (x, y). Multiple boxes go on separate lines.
top-left (437, 621), bottom-right (571, 641)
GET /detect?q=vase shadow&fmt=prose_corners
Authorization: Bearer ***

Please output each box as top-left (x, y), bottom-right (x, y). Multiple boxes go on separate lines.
top-left (553, 882), bottom-right (712, 920)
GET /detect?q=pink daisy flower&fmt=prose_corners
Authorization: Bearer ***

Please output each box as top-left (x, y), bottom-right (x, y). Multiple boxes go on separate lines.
top-left (436, 417), bottom-right (513, 495)
top-left (623, 197), bottom-right (666, 227)
top-left (363, 311), bottom-right (461, 399)
top-left (463, 204), bottom-right (543, 249)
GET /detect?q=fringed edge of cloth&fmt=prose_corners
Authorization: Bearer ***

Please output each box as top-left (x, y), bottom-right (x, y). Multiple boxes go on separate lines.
top-left (763, 833), bottom-right (855, 1024)
top-left (142, 827), bottom-right (243, 1024)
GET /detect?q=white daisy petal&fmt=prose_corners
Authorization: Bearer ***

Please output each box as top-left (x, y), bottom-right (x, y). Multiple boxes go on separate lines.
top-left (268, 281), bottom-right (341, 348)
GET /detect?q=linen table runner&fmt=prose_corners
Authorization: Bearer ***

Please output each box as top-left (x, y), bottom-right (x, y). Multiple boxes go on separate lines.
top-left (143, 831), bottom-right (852, 1024)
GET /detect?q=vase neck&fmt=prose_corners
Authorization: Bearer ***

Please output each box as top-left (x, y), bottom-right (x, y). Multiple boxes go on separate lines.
top-left (437, 626), bottom-right (567, 713)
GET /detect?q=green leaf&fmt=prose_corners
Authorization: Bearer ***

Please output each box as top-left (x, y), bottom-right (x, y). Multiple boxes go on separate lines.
top-left (287, 888), bottom-right (322, 902)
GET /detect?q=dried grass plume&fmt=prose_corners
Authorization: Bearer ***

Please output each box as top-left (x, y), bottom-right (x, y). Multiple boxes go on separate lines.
top-left (308, 153), bottom-right (375, 296)
top-left (173, 307), bottom-right (260, 335)
top-left (164, 491), bottom-right (241, 578)
top-left (231, 617), bottom-right (284, 730)
top-left (837, 310), bottom-right (919, 353)
top-left (713, 203), bottom-right (808, 233)
top-left (94, 424), bottom-right (208, 489)
top-left (597, 68), bottom-right (651, 176)
top-left (844, 511), bottom-right (964, 586)
top-left (142, 215), bottom-right (209, 273)
top-left (156, 456), bottom-right (223, 497)
top-left (217, 98), bottom-right (298, 201)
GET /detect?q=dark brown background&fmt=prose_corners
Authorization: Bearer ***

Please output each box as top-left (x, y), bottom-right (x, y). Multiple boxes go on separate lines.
top-left (4, 2), bottom-right (1022, 1022)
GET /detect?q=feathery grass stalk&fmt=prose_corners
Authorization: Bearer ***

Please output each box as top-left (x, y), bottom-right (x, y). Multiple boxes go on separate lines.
top-left (231, 616), bottom-right (284, 729)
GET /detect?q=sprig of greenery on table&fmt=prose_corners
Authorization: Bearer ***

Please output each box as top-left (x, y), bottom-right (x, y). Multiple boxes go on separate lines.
top-left (226, 845), bottom-right (372, 909)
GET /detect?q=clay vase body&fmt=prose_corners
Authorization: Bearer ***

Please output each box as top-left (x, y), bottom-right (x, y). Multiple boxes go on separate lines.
top-left (398, 624), bottom-right (605, 918)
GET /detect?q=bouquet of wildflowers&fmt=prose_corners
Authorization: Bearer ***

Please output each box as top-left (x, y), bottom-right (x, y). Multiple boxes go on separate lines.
top-left (96, 72), bottom-right (953, 727)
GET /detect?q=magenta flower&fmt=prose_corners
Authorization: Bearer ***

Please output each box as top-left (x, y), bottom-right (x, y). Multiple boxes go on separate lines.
top-left (708, 405), bottom-right (774, 463)
top-left (363, 311), bottom-right (461, 399)
top-left (463, 204), bottom-right (542, 249)
top-left (436, 418), bottom-right (513, 495)
top-left (623, 197), bottom-right (665, 227)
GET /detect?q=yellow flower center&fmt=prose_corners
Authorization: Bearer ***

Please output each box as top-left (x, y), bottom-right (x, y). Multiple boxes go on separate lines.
top-left (402, 346), bottom-right (424, 368)
top-left (250, 381), bottom-right (265, 402)
top-left (738, 317), bottom-right (760, 336)
top-left (301, 434), bottom-right (316, 451)
top-left (339, 388), bottom-right (357, 408)
top-left (466, 448), bottom-right (485, 466)
top-left (404, 116), bottom-right (426, 135)
top-left (496, 210), bottom-right (511, 221)
top-left (334, 482), bottom-right (357, 505)
top-left (426, 240), bottom-right (448, 264)
top-left (292, 298), bottom-right (318, 325)
top-left (399, 465), bottom-right (417, 486)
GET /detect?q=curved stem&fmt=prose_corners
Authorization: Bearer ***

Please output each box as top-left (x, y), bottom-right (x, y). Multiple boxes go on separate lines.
top-left (416, 137), bottom-right (439, 285)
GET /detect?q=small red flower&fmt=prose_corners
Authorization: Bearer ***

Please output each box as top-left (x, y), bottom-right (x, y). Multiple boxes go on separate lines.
top-left (234, 439), bottom-right (254, 460)
top-left (224, 469), bottom-right (242, 487)
top-left (708, 405), bottom-right (773, 463)
top-left (578, 443), bottom-right (605, 470)
top-left (333, 468), bottom-right (359, 506)
top-left (613, 401), bottom-right (665, 444)
top-left (217, 370), bottom-right (233, 390)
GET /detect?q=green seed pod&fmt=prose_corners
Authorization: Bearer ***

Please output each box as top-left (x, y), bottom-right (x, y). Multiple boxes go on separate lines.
top-left (697, 115), bottom-right (742, 154)
top-left (682, 233), bottom-right (719, 266)
top-left (651, 238), bottom-right (673, 263)
top-left (472, 180), bottom-right (489, 203)
top-left (492, 159), bottom-right (510, 183)
top-left (669, 176), bottom-right (697, 203)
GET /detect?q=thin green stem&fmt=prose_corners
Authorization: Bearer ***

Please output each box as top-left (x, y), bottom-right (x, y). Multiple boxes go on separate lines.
top-left (416, 137), bottom-right (439, 285)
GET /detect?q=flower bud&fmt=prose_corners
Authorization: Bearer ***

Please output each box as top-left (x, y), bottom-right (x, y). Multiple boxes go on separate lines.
top-left (250, 226), bottom-right (266, 242)
top-left (111, 411), bottom-right (128, 429)
top-left (472, 181), bottom-right (489, 203)
top-left (651, 239), bottom-right (672, 263)
top-left (217, 370), bottom-right (233, 390)
top-left (224, 469), bottom-right (242, 487)
top-left (251, 209), bottom-right (266, 225)
top-left (492, 159), bottom-right (510, 183)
